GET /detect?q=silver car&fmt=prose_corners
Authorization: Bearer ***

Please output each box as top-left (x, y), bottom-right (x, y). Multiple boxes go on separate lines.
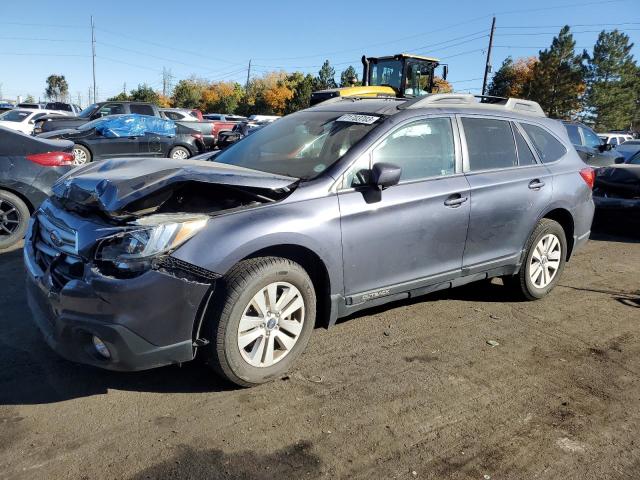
top-left (24, 94), bottom-right (595, 386)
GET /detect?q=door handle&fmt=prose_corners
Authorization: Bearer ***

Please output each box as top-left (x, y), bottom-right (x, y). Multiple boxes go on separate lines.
top-left (528, 179), bottom-right (545, 190)
top-left (444, 194), bottom-right (468, 207)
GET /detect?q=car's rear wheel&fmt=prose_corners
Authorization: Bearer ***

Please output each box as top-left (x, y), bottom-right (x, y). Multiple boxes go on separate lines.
top-left (169, 146), bottom-right (191, 160)
top-left (0, 190), bottom-right (30, 250)
top-left (504, 218), bottom-right (567, 300)
top-left (72, 144), bottom-right (92, 165)
top-left (204, 257), bottom-right (316, 387)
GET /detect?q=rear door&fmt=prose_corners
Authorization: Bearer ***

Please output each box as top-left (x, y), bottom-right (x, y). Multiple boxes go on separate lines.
top-left (459, 116), bottom-right (554, 273)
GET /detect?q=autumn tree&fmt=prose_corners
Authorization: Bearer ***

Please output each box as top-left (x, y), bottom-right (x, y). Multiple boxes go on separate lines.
top-left (433, 76), bottom-right (453, 93)
top-left (583, 30), bottom-right (638, 131)
top-left (488, 56), bottom-right (537, 98)
top-left (525, 26), bottom-right (586, 118)
top-left (45, 74), bottom-right (69, 102)
top-left (201, 81), bottom-right (243, 113)
top-left (339, 66), bottom-right (359, 87)
top-left (315, 60), bottom-right (337, 90)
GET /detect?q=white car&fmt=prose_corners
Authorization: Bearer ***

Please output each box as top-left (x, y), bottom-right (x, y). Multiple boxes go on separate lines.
top-left (598, 133), bottom-right (634, 147)
top-left (160, 108), bottom-right (199, 121)
top-left (0, 109), bottom-right (67, 135)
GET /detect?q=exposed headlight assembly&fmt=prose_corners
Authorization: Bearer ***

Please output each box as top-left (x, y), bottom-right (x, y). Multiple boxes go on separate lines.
top-left (96, 214), bottom-right (208, 274)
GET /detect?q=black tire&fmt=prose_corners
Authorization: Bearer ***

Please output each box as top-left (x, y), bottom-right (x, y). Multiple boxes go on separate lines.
top-left (0, 190), bottom-right (30, 250)
top-left (504, 218), bottom-right (567, 300)
top-left (169, 146), bottom-right (191, 159)
top-left (72, 144), bottom-right (92, 165)
top-left (204, 257), bottom-right (316, 387)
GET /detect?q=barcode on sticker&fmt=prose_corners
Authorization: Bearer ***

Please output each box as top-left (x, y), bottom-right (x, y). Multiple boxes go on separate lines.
top-left (335, 114), bottom-right (380, 125)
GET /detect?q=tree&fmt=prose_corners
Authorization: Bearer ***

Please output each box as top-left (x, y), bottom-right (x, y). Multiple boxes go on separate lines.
top-left (24, 94), bottom-right (35, 103)
top-left (201, 81), bottom-right (243, 113)
top-left (171, 78), bottom-right (205, 108)
top-left (107, 92), bottom-right (130, 101)
top-left (488, 56), bottom-right (537, 98)
top-left (525, 26), bottom-right (586, 118)
top-left (583, 30), bottom-right (638, 131)
top-left (315, 60), bottom-right (337, 90)
top-left (129, 84), bottom-right (160, 103)
top-left (433, 76), bottom-right (453, 93)
top-left (45, 74), bottom-right (69, 102)
top-left (339, 66), bottom-right (359, 87)
top-left (284, 72), bottom-right (315, 114)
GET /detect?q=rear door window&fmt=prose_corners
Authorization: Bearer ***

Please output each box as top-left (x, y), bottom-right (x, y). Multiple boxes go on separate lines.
top-left (130, 104), bottom-right (155, 116)
top-left (564, 124), bottom-right (582, 145)
top-left (461, 117), bottom-right (517, 171)
top-left (99, 103), bottom-right (124, 116)
top-left (581, 127), bottom-right (603, 149)
top-left (519, 123), bottom-right (567, 163)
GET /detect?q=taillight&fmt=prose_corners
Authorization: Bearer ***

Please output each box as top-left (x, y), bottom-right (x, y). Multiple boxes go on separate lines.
top-left (579, 167), bottom-right (595, 189)
top-left (26, 151), bottom-right (75, 166)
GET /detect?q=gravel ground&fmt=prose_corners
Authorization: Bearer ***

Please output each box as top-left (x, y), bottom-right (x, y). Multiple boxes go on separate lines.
top-left (0, 213), bottom-right (639, 480)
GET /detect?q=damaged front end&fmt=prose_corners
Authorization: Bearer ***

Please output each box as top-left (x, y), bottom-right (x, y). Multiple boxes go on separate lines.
top-left (24, 157), bottom-right (298, 371)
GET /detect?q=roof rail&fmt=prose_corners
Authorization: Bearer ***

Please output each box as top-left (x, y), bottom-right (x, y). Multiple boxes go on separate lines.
top-left (401, 93), bottom-right (546, 117)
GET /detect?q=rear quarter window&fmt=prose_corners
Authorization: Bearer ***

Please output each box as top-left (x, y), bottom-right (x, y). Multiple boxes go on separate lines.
top-left (520, 123), bottom-right (567, 163)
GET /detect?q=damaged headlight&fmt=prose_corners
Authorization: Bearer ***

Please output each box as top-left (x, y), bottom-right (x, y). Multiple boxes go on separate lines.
top-left (96, 214), bottom-right (208, 274)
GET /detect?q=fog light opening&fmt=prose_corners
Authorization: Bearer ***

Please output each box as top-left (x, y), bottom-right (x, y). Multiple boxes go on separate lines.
top-left (92, 336), bottom-right (111, 359)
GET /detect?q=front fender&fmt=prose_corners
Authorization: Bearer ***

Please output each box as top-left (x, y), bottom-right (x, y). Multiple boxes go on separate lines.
top-left (171, 195), bottom-right (344, 295)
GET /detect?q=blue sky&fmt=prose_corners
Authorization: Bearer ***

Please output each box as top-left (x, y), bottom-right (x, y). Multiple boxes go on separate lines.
top-left (0, 0), bottom-right (638, 106)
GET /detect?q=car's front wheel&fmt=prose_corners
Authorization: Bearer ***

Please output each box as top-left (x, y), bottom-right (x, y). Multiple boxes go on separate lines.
top-left (204, 257), bottom-right (316, 387)
top-left (504, 218), bottom-right (567, 300)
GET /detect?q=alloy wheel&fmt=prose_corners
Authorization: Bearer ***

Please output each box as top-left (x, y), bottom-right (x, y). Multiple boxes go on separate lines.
top-left (237, 281), bottom-right (305, 368)
top-left (529, 233), bottom-right (562, 288)
top-left (0, 198), bottom-right (21, 236)
top-left (72, 148), bottom-right (88, 165)
top-left (172, 148), bottom-right (189, 159)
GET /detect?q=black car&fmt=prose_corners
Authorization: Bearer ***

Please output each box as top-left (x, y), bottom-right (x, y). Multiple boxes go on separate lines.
top-left (217, 122), bottom-right (266, 149)
top-left (33, 101), bottom-right (161, 134)
top-left (38, 115), bottom-right (206, 164)
top-left (593, 150), bottom-right (640, 210)
top-left (0, 126), bottom-right (74, 249)
top-left (562, 121), bottom-right (623, 167)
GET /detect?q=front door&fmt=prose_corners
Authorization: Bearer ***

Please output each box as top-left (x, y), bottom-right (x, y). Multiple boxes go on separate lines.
top-left (338, 116), bottom-right (470, 298)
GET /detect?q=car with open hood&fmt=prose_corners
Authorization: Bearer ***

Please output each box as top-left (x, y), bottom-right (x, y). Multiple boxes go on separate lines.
top-left (24, 94), bottom-right (595, 386)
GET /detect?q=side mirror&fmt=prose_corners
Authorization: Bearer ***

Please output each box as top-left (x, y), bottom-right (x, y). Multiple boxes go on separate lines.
top-left (614, 157), bottom-right (625, 164)
top-left (371, 162), bottom-right (401, 190)
top-left (598, 143), bottom-right (613, 152)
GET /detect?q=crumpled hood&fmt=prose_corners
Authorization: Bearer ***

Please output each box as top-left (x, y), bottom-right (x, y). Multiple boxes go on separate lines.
top-left (51, 157), bottom-right (298, 215)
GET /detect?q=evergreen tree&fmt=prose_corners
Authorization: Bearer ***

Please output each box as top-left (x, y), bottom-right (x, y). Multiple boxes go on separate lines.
top-left (525, 26), bottom-right (586, 118)
top-left (129, 84), bottom-right (160, 103)
top-left (339, 66), bottom-right (359, 87)
top-left (315, 60), bottom-right (337, 90)
top-left (583, 30), bottom-right (638, 131)
top-left (285, 72), bottom-right (315, 114)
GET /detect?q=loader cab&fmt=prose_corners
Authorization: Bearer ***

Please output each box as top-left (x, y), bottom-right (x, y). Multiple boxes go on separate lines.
top-left (363, 54), bottom-right (445, 98)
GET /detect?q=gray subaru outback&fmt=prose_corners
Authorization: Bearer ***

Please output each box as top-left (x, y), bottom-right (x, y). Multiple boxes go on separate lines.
top-left (24, 94), bottom-right (595, 386)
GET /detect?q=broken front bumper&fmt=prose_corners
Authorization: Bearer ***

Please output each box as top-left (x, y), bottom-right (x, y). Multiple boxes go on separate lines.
top-left (24, 218), bottom-right (213, 371)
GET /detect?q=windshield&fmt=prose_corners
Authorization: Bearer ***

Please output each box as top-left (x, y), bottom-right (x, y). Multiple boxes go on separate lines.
top-left (213, 111), bottom-right (381, 179)
top-left (0, 110), bottom-right (31, 122)
top-left (78, 103), bottom-right (98, 118)
top-left (617, 144), bottom-right (640, 160)
top-left (369, 59), bottom-right (403, 90)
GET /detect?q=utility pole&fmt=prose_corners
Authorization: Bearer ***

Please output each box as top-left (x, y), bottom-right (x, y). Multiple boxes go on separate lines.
top-left (161, 67), bottom-right (173, 97)
top-left (245, 59), bottom-right (252, 90)
top-left (88, 86), bottom-right (92, 104)
top-left (481, 16), bottom-right (496, 96)
top-left (91, 16), bottom-right (97, 104)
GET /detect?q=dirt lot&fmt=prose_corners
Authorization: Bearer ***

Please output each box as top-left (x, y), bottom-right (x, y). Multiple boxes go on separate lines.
top-left (0, 213), bottom-right (639, 480)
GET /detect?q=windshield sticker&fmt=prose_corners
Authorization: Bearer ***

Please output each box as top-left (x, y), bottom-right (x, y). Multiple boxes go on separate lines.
top-left (335, 114), bottom-right (380, 125)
